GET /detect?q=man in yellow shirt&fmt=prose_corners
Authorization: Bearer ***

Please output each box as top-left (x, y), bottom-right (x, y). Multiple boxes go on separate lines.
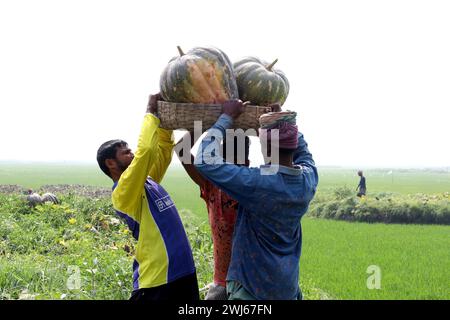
top-left (96, 93), bottom-right (198, 301)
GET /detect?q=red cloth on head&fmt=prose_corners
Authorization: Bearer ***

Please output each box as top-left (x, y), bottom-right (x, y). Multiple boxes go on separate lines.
top-left (259, 122), bottom-right (298, 150)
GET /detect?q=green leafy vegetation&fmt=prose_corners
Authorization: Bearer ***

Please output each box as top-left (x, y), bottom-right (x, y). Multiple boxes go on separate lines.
top-left (309, 187), bottom-right (450, 224)
top-left (1, 165), bottom-right (449, 300)
top-left (0, 193), bottom-right (324, 300)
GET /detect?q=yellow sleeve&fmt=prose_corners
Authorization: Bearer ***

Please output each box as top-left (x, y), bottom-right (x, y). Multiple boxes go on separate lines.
top-left (148, 127), bottom-right (175, 184)
top-left (111, 113), bottom-right (161, 220)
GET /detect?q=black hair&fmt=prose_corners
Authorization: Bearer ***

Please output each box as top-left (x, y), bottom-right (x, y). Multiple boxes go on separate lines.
top-left (279, 148), bottom-right (295, 156)
top-left (96, 139), bottom-right (128, 177)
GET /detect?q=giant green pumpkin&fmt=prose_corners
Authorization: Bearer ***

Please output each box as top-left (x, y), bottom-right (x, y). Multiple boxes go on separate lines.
top-left (160, 46), bottom-right (239, 104)
top-left (233, 57), bottom-right (289, 106)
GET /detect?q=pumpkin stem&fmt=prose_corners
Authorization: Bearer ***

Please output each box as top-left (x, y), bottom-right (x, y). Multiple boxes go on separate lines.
top-left (177, 46), bottom-right (185, 57)
top-left (266, 59), bottom-right (278, 71)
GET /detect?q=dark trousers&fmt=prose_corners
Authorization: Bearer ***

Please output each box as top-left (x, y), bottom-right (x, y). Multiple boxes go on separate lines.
top-left (357, 188), bottom-right (366, 197)
top-left (129, 272), bottom-right (200, 301)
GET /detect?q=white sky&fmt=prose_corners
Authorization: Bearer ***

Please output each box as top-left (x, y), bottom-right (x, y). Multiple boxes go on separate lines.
top-left (0, 0), bottom-right (449, 167)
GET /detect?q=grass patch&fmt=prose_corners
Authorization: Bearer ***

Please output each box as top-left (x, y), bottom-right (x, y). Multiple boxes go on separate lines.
top-left (1, 164), bottom-right (449, 300)
top-left (300, 217), bottom-right (450, 299)
top-left (1, 162), bottom-right (449, 195)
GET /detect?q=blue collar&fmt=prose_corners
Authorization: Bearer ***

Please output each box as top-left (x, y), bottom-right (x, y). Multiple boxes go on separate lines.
top-left (259, 165), bottom-right (303, 176)
top-left (112, 181), bottom-right (118, 191)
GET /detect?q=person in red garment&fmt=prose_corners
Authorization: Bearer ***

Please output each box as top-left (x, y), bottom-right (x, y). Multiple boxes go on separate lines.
top-left (176, 132), bottom-right (250, 300)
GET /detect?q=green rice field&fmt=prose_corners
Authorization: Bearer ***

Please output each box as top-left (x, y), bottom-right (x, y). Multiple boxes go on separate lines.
top-left (0, 162), bottom-right (449, 299)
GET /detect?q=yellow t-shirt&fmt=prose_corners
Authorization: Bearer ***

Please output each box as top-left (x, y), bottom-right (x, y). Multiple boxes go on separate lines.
top-left (112, 114), bottom-right (195, 290)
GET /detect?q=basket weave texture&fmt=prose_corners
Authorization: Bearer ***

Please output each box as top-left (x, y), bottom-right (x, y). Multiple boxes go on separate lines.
top-left (157, 101), bottom-right (271, 131)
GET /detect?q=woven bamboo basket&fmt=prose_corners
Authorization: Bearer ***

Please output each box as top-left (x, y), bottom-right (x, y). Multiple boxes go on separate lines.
top-left (157, 101), bottom-right (271, 131)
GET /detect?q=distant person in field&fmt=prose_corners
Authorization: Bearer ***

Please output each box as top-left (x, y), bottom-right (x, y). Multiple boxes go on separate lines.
top-left (356, 170), bottom-right (366, 197)
top-left (176, 131), bottom-right (251, 300)
top-left (96, 93), bottom-right (199, 301)
top-left (194, 100), bottom-right (318, 300)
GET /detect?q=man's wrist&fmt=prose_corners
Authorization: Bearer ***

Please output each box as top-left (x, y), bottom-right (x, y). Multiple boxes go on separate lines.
top-left (220, 113), bottom-right (233, 121)
top-left (146, 112), bottom-right (161, 123)
top-left (147, 111), bottom-right (159, 117)
top-left (217, 113), bottom-right (234, 129)
top-left (221, 111), bottom-right (232, 116)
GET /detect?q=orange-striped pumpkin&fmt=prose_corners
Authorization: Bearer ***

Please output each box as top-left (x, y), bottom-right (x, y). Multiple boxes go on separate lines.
top-left (160, 46), bottom-right (239, 104)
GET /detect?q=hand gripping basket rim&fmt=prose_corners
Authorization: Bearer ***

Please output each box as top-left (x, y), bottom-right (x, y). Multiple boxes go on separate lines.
top-left (156, 101), bottom-right (271, 131)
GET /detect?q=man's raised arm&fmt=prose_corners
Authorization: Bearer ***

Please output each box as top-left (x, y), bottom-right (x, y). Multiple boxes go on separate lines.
top-left (194, 100), bottom-right (261, 207)
top-left (112, 94), bottom-right (165, 216)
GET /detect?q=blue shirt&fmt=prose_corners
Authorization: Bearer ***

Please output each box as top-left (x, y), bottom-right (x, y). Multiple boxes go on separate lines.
top-left (358, 176), bottom-right (366, 191)
top-left (195, 114), bottom-right (318, 300)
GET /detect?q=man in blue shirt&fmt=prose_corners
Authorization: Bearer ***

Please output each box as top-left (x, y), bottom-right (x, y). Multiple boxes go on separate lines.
top-left (194, 100), bottom-right (318, 300)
